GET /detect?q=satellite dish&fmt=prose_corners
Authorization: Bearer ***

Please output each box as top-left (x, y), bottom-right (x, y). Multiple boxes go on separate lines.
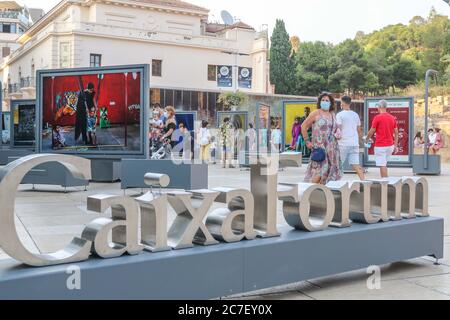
top-left (221, 10), bottom-right (235, 25)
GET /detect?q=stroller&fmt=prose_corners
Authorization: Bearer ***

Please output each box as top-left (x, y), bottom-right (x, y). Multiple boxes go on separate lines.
top-left (150, 137), bottom-right (172, 160)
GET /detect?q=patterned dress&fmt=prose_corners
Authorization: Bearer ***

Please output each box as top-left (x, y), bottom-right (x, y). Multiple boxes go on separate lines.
top-left (218, 122), bottom-right (233, 151)
top-left (304, 112), bottom-right (342, 184)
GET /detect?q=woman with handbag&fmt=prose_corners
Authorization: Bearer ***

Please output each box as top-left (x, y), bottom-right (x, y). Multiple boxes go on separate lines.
top-left (301, 93), bottom-right (342, 184)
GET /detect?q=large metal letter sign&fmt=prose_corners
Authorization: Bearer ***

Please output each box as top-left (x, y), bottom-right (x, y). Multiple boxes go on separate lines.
top-left (136, 193), bottom-right (171, 252)
top-left (349, 181), bottom-right (381, 224)
top-left (326, 181), bottom-right (361, 228)
top-left (167, 190), bottom-right (220, 249)
top-left (250, 155), bottom-right (280, 237)
top-left (280, 183), bottom-right (335, 232)
top-left (406, 177), bottom-right (429, 217)
top-left (0, 154), bottom-right (432, 268)
top-left (0, 154), bottom-right (92, 267)
top-left (83, 195), bottom-right (143, 258)
top-left (207, 187), bottom-right (257, 242)
top-left (136, 173), bottom-right (171, 252)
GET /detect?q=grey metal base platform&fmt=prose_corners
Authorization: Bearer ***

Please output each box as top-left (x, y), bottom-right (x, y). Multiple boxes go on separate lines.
top-left (121, 159), bottom-right (208, 190)
top-left (11, 160), bottom-right (89, 189)
top-left (90, 159), bottom-right (121, 182)
top-left (413, 154), bottom-right (441, 175)
top-left (0, 217), bottom-right (443, 300)
top-left (0, 148), bottom-right (34, 165)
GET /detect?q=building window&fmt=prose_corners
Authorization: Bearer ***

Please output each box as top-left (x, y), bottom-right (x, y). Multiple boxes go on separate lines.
top-left (2, 47), bottom-right (11, 58)
top-left (152, 59), bottom-right (162, 77)
top-left (59, 42), bottom-right (71, 68)
top-left (208, 65), bottom-right (216, 81)
top-left (90, 54), bottom-right (101, 67)
top-left (1, 23), bottom-right (11, 33)
top-left (31, 59), bottom-right (35, 78)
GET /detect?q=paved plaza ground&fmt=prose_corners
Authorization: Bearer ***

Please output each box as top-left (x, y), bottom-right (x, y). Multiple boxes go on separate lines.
top-left (0, 162), bottom-right (449, 300)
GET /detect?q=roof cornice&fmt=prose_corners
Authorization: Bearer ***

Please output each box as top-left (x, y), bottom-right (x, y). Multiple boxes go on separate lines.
top-left (17, 0), bottom-right (209, 45)
top-left (90, 0), bottom-right (209, 16)
top-left (17, 0), bottom-right (75, 44)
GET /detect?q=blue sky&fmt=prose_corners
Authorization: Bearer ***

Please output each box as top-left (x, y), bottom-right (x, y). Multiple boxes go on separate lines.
top-left (22, 0), bottom-right (450, 44)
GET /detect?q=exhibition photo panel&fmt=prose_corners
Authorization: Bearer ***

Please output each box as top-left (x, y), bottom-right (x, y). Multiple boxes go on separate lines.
top-left (39, 65), bottom-right (148, 157)
top-left (257, 104), bottom-right (270, 154)
top-left (1, 111), bottom-right (10, 145)
top-left (11, 100), bottom-right (36, 148)
top-left (217, 111), bottom-right (248, 164)
top-left (364, 97), bottom-right (414, 167)
top-left (283, 101), bottom-right (317, 158)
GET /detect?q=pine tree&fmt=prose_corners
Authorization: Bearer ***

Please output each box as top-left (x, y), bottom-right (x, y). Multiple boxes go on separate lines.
top-left (270, 19), bottom-right (296, 94)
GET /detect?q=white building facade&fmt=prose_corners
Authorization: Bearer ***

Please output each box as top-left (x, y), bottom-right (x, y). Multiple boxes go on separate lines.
top-left (0, 1), bottom-right (42, 59)
top-left (0, 0), bottom-right (270, 110)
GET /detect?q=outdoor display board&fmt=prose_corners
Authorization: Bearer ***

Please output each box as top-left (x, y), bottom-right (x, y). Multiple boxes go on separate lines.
top-left (37, 64), bottom-right (149, 158)
top-left (238, 67), bottom-right (252, 89)
top-left (364, 97), bottom-right (414, 167)
top-left (282, 100), bottom-right (317, 158)
top-left (256, 104), bottom-right (271, 154)
top-left (10, 99), bottom-right (36, 148)
top-left (217, 111), bottom-right (249, 165)
top-left (174, 111), bottom-right (197, 155)
top-left (217, 65), bottom-right (233, 88)
top-left (175, 112), bottom-right (197, 133)
top-left (1, 111), bottom-right (10, 145)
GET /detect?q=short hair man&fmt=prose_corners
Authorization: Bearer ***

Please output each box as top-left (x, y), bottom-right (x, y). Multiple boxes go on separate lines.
top-left (336, 96), bottom-right (365, 180)
top-left (365, 100), bottom-right (399, 178)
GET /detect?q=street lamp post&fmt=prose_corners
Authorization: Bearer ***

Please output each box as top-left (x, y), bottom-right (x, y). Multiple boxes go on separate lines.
top-left (424, 69), bottom-right (438, 170)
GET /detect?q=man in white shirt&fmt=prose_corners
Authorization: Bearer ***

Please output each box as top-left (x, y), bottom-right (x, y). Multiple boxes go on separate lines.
top-left (336, 96), bottom-right (365, 180)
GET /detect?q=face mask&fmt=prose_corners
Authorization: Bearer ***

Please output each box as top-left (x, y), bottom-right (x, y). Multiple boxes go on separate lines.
top-left (164, 112), bottom-right (168, 118)
top-left (321, 101), bottom-right (331, 111)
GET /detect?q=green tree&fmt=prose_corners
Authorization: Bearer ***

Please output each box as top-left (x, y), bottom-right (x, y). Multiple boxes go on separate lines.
top-left (336, 39), bottom-right (367, 68)
top-left (329, 39), bottom-right (368, 94)
top-left (217, 92), bottom-right (249, 111)
top-left (294, 41), bottom-right (333, 95)
top-left (392, 58), bottom-right (418, 89)
top-left (270, 19), bottom-right (297, 94)
top-left (362, 72), bottom-right (380, 95)
top-left (365, 46), bottom-right (394, 94)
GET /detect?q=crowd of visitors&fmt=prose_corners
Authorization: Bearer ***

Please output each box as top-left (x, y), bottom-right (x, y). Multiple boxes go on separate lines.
top-left (414, 128), bottom-right (445, 155)
top-left (149, 104), bottom-right (179, 159)
top-left (151, 92), bottom-right (421, 184)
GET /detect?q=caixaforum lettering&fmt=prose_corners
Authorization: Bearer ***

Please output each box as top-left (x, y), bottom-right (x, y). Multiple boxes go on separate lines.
top-left (0, 154), bottom-right (429, 267)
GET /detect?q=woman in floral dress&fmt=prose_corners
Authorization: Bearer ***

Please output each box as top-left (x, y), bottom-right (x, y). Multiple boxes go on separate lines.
top-left (218, 117), bottom-right (233, 168)
top-left (301, 93), bottom-right (342, 184)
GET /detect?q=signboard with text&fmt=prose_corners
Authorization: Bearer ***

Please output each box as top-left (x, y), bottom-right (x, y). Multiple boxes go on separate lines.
top-left (217, 65), bottom-right (233, 88)
top-left (238, 67), bottom-right (252, 89)
top-left (364, 97), bottom-right (414, 167)
top-left (256, 104), bottom-right (270, 154)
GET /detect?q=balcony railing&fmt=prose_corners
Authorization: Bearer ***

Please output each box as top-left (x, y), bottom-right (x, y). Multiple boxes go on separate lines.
top-left (2, 77), bottom-right (36, 96)
top-left (0, 11), bottom-right (20, 19)
top-left (8, 83), bottom-right (20, 93)
top-left (20, 76), bottom-right (35, 88)
top-left (8, 21), bottom-right (240, 63)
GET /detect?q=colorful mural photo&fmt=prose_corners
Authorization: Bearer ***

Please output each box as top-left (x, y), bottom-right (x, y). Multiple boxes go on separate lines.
top-left (40, 69), bottom-right (144, 154)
